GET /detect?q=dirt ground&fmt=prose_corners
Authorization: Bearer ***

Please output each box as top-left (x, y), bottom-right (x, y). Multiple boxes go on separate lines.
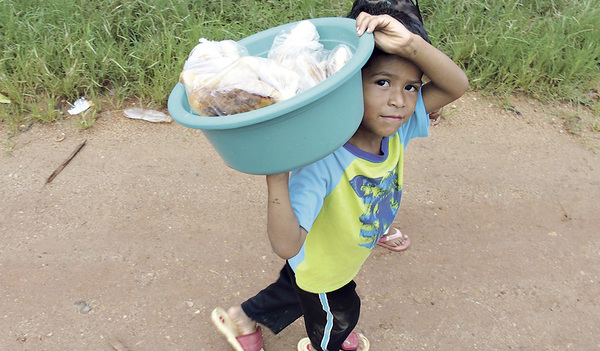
top-left (1, 91), bottom-right (599, 351)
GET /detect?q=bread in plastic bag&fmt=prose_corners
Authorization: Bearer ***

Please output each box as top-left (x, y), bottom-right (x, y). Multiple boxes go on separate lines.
top-left (183, 38), bottom-right (247, 73)
top-left (185, 56), bottom-right (300, 116)
top-left (269, 20), bottom-right (328, 94)
top-left (179, 21), bottom-right (353, 117)
top-left (179, 39), bottom-right (247, 90)
top-left (268, 20), bottom-right (323, 63)
top-left (326, 44), bottom-right (353, 77)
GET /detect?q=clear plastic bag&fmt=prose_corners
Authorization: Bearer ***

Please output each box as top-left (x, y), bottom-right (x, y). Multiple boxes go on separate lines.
top-left (179, 39), bottom-right (248, 99)
top-left (178, 22), bottom-right (352, 117)
top-left (325, 44), bottom-right (353, 77)
top-left (124, 108), bottom-right (172, 123)
top-left (182, 38), bottom-right (247, 73)
top-left (269, 20), bottom-right (327, 94)
top-left (186, 57), bottom-right (300, 116)
top-left (268, 20), bottom-right (323, 64)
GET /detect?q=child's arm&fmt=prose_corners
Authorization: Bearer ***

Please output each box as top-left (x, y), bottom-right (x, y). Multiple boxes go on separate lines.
top-left (265, 173), bottom-right (307, 259)
top-left (356, 13), bottom-right (469, 113)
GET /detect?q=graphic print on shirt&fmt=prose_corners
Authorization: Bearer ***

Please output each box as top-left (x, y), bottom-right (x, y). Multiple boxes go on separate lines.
top-left (349, 168), bottom-right (401, 249)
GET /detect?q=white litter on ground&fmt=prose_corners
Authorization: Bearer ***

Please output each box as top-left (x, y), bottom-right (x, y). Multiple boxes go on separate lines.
top-left (124, 108), bottom-right (173, 123)
top-left (68, 97), bottom-right (92, 115)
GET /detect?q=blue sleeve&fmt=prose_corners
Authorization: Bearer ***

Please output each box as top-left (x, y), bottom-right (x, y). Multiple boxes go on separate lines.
top-left (289, 149), bottom-right (354, 233)
top-left (398, 89), bottom-right (429, 149)
top-left (289, 163), bottom-right (328, 233)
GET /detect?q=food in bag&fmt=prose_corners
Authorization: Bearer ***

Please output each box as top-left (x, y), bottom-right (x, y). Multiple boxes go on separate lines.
top-left (185, 57), bottom-right (300, 116)
top-left (179, 21), bottom-right (353, 117)
top-left (268, 20), bottom-right (328, 94)
top-left (326, 44), bottom-right (353, 76)
top-left (179, 39), bottom-right (246, 88)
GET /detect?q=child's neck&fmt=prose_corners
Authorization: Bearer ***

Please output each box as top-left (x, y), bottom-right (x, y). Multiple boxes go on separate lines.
top-left (348, 135), bottom-right (385, 155)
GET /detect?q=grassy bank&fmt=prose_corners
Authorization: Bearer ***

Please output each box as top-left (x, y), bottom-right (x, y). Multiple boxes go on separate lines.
top-left (0, 0), bottom-right (598, 129)
top-left (425, 0), bottom-right (600, 103)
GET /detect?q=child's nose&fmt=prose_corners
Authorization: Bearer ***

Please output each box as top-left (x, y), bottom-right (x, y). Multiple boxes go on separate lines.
top-left (387, 90), bottom-right (405, 108)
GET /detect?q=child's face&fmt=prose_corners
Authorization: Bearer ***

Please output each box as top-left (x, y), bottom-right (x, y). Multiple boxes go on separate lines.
top-left (359, 54), bottom-right (422, 139)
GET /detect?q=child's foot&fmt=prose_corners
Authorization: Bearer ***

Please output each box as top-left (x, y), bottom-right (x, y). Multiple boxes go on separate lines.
top-left (211, 307), bottom-right (264, 351)
top-left (297, 332), bottom-right (370, 351)
top-left (377, 227), bottom-right (411, 252)
top-left (228, 306), bottom-right (258, 335)
top-left (347, 333), bottom-right (369, 351)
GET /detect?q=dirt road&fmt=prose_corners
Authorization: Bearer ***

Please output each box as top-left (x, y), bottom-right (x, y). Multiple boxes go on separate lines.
top-left (1, 92), bottom-right (599, 350)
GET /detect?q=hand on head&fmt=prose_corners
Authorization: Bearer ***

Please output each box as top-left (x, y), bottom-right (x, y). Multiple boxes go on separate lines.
top-left (355, 12), bottom-right (414, 55)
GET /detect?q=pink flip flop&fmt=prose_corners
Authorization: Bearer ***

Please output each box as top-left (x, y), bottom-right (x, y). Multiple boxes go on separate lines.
top-left (297, 332), bottom-right (370, 351)
top-left (211, 307), bottom-right (264, 351)
top-left (377, 228), bottom-right (411, 252)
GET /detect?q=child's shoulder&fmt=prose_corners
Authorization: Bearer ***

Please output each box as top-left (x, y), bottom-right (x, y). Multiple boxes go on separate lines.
top-left (292, 146), bottom-right (356, 181)
top-left (398, 89), bottom-right (429, 145)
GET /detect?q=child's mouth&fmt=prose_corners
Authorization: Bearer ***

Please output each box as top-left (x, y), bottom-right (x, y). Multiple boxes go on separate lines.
top-left (382, 115), bottom-right (404, 120)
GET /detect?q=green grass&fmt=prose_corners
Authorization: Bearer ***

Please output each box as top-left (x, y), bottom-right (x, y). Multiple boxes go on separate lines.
top-left (422, 0), bottom-right (600, 103)
top-left (0, 0), bottom-right (599, 130)
top-left (0, 0), bottom-right (349, 129)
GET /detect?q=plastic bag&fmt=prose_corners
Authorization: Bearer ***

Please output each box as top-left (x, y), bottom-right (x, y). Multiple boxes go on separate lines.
top-left (179, 39), bottom-right (248, 97)
top-left (325, 44), bottom-right (353, 77)
top-left (186, 56), bottom-right (300, 116)
top-left (268, 20), bottom-right (323, 63)
top-left (179, 21), bottom-right (353, 117)
top-left (124, 108), bottom-right (172, 123)
top-left (182, 38), bottom-right (247, 73)
top-left (269, 20), bottom-right (327, 94)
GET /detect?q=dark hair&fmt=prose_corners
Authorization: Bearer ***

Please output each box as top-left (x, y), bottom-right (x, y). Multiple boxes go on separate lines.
top-left (347, 0), bottom-right (430, 43)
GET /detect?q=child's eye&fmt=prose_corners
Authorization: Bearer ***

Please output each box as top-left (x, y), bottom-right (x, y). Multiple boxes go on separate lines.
top-left (405, 84), bottom-right (419, 92)
top-left (375, 79), bottom-right (390, 87)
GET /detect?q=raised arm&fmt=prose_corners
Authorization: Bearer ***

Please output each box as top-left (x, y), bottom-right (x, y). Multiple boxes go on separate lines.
top-left (356, 13), bottom-right (469, 114)
top-left (265, 173), bottom-right (307, 259)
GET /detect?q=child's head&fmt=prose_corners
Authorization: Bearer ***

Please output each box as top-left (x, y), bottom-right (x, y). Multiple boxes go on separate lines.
top-left (360, 53), bottom-right (422, 138)
top-left (348, 1), bottom-right (431, 140)
top-left (347, 0), bottom-right (430, 44)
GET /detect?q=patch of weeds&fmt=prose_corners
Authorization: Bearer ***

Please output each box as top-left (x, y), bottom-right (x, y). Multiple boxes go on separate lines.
top-left (441, 107), bottom-right (458, 119)
top-left (74, 109), bottom-right (97, 130)
top-left (0, 104), bottom-right (20, 130)
top-left (103, 85), bottom-right (129, 110)
top-left (3, 136), bottom-right (15, 155)
top-left (592, 101), bottom-right (600, 117)
top-left (28, 97), bottom-right (62, 123)
top-left (562, 113), bottom-right (585, 136)
top-left (591, 118), bottom-right (600, 133)
top-left (72, 98), bottom-right (102, 130)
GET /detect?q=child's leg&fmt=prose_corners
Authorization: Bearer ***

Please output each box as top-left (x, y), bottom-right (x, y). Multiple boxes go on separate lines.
top-left (294, 280), bottom-right (361, 351)
top-left (239, 262), bottom-right (304, 334)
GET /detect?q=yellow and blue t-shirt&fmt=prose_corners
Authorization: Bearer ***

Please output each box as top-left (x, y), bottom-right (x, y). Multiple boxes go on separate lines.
top-left (288, 90), bottom-right (429, 293)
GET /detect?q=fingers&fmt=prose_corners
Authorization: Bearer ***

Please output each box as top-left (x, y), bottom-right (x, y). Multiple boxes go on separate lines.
top-left (355, 12), bottom-right (393, 36)
top-left (355, 12), bottom-right (413, 56)
top-left (429, 108), bottom-right (443, 126)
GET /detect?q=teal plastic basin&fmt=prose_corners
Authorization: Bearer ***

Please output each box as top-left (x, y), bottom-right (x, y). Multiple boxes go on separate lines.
top-left (168, 17), bottom-right (374, 175)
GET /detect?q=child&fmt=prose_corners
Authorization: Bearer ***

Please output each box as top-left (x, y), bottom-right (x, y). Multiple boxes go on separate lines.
top-left (211, 1), bottom-right (468, 350)
top-left (356, 0), bottom-right (439, 253)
